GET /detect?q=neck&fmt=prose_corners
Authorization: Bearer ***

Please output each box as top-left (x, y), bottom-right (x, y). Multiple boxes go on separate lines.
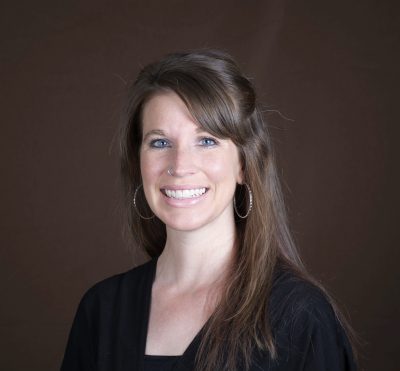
top-left (156, 212), bottom-right (237, 291)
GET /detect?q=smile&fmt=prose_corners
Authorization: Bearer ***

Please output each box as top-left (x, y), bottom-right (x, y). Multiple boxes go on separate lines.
top-left (162, 188), bottom-right (207, 199)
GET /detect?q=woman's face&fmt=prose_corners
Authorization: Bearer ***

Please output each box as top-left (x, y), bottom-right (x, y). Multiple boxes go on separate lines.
top-left (140, 91), bottom-right (243, 232)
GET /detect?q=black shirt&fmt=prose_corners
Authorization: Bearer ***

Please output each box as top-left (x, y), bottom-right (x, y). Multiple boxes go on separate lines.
top-left (61, 259), bottom-right (356, 370)
top-left (144, 355), bottom-right (180, 371)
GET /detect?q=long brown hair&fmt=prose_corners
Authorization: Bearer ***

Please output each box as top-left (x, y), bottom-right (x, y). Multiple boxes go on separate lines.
top-left (119, 49), bottom-right (357, 370)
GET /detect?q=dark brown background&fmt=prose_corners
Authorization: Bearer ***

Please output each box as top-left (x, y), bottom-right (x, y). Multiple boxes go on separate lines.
top-left (1, 1), bottom-right (398, 370)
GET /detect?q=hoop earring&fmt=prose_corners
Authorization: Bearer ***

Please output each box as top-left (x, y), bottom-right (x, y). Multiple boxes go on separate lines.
top-left (233, 183), bottom-right (253, 219)
top-left (133, 184), bottom-right (155, 220)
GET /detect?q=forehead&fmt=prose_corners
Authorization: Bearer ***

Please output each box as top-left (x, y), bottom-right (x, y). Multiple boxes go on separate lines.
top-left (141, 91), bottom-right (198, 133)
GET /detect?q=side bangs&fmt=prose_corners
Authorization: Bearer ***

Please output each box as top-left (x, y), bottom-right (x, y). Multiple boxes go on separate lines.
top-left (156, 71), bottom-right (245, 146)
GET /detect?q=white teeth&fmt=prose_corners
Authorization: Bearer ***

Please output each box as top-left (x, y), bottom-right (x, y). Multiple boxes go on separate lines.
top-left (164, 188), bottom-right (206, 199)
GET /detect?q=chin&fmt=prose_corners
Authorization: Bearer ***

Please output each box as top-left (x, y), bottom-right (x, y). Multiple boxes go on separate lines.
top-left (161, 213), bottom-right (211, 232)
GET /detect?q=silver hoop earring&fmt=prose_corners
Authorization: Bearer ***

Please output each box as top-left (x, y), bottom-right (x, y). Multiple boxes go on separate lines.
top-left (133, 184), bottom-right (155, 220)
top-left (167, 167), bottom-right (174, 176)
top-left (233, 183), bottom-right (253, 219)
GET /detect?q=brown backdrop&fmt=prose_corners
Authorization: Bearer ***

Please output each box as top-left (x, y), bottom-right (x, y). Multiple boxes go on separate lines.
top-left (1, 1), bottom-right (398, 370)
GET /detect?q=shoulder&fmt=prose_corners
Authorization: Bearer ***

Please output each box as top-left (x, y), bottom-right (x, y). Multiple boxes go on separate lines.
top-left (77, 259), bottom-right (155, 314)
top-left (61, 261), bottom-right (156, 370)
top-left (268, 267), bottom-right (357, 369)
top-left (269, 267), bottom-right (335, 327)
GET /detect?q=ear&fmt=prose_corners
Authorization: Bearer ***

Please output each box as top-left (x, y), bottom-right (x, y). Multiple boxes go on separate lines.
top-left (236, 161), bottom-right (244, 185)
top-left (234, 145), bottom-right (245, 184)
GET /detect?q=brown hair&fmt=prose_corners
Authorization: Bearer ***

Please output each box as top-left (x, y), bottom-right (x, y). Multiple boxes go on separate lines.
top-left (119, 49), bottom-right (357, 370)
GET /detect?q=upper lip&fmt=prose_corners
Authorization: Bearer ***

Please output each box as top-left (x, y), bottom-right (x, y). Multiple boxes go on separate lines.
top-left (160, 184), bottom-right (209, 190)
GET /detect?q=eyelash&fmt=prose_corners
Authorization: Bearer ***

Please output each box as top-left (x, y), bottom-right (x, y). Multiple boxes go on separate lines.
top-left (148, 137), bottom-right (219, 149)
top-left (149, 139), bottom-right (171, 148)
top-left (199, 137), bottom-right (218, 147)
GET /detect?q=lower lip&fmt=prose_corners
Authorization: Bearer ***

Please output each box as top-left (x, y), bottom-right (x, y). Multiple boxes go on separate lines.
top-left (161, 190), bottom-right (209, 207)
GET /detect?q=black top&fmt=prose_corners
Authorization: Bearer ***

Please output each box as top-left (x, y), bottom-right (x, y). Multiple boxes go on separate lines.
top-left (61, 259), bottom-right (356, 371)
top-left (144, 355), bottom-right (180, 371)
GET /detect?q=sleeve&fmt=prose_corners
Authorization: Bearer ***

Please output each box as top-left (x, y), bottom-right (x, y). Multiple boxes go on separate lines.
top-left (277, 290), bottom-right (357, 371)
top-left (60, 289), bottom-right (97, 371)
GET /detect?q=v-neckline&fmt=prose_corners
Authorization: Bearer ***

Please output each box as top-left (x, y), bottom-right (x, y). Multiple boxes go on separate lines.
top-left (140, 258), bottom-right (207, 370)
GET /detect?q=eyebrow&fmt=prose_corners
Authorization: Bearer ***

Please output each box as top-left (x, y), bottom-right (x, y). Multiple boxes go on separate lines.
top-left (142, 129), bottom-right (165, 142)
top-left (142, 127), bottom-right (210, 142)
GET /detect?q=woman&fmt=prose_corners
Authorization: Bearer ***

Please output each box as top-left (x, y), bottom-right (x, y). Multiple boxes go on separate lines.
top-left (61, 49), bottom-right (357, 371)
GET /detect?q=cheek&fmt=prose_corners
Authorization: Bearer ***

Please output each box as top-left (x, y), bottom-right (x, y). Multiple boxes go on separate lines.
top-left (140, 151), bottom-right (167, 184)
top-left (140, 153), bottom-right (155, 182)
top-left (204, 152), bottom-right (240, 184)
top-left (139, 152), bottom-right (148, 180)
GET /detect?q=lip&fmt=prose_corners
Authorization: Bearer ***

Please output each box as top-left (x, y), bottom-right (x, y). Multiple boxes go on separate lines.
top-left (160, 185), bottom-right (209, 207)
top-left (160, 184), bottom-right (209, 190)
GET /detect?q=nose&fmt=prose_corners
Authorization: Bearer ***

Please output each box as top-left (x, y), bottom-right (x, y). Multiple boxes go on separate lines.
top-left (168, 146), bottom-right (197, 177)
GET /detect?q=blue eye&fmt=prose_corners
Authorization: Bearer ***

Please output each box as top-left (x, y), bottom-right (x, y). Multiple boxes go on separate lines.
top-left (150, 139), bottom-right (170, 148)
top-left (199, 137), bottom-right (218, 147)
